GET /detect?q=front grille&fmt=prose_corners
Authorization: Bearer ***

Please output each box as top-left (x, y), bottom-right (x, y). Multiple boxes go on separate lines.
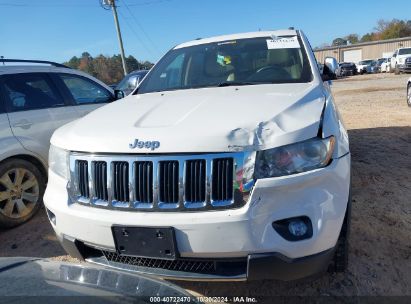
top-left (101, 250), bottom-right (247, 276)
top-left (70, 152), bottom-right (253, 211)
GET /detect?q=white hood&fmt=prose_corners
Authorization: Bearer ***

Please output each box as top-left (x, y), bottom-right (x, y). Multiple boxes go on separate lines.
top-left (51, 83), bottom-right (325, 153)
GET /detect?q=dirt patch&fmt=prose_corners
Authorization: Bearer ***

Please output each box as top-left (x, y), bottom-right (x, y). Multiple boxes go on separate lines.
top-left (334, 86), bottom-right (403, 95)
top-left (0, 73), bottom-right (410, 297)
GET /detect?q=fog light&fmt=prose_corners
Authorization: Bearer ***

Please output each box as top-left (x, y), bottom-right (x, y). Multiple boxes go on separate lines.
top-left (288, 220), bottom-right (308, 236)
top-left (272, 216), bottom-right (312, 241)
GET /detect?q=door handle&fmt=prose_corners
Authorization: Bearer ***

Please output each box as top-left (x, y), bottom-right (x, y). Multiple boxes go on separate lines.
top-left (13, 120), bottom-right (33, 129)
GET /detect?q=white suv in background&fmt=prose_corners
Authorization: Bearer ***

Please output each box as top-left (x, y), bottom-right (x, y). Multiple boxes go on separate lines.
top-left (0, 59), bottom-right (118, 228)
top-left (45, 30), bottom-right (351, 281)
top-left (390, 47), bottom-right (411, 74)
top-left (356, 59), bottom-right (374, 74)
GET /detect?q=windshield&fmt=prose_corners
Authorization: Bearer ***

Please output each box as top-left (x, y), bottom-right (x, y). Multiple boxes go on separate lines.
top-left (359, 60), bottom-right (373, 65)
top-left (398, 48), bottom-right (411, 55)
top-left (137, 36), bottom-right (312, 94)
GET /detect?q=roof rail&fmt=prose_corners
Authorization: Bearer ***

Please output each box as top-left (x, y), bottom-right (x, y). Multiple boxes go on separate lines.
top-left (0, 59), bottom-right (71, 69)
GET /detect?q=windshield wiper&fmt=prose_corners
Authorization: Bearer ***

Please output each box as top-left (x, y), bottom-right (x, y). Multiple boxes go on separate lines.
top-left (217, 81), bottom-right (257, 87)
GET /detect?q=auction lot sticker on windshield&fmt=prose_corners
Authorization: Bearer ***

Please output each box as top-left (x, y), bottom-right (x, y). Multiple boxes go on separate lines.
top-left (266, 36), bottom-right (300, 49)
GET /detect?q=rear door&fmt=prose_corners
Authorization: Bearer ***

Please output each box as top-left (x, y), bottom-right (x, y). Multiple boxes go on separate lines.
top-left (1, 73), bottom-right (77, 162)
top-left (54, 73), bottom-right (114, 117)
top-left (0, 82), bottom-right (19, 161)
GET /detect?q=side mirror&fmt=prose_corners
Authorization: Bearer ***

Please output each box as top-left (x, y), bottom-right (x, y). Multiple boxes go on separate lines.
top-left (322, 57), bottom-right (338, 81)
top-left (114, 89), bottom-right (125, 100)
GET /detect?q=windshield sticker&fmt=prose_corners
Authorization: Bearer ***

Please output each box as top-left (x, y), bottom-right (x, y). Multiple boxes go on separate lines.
top-left (217, 54), bottom-right (232, 66)
top-left (266, 36), bottom-right (300, 49)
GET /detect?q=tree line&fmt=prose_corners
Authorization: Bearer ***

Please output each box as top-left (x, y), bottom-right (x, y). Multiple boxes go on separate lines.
top-left (64, 52), bottom-right (154, 85)
top-left (316, 19), bottom-right (411, 49)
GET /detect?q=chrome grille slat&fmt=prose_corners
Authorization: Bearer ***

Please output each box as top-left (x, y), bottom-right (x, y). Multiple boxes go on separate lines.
top-left (69, 152), bottom-right (253, 211)
top-left (211, 158), bottom-right (234, 206)
top-left (112, 161), bottom-right (129, 207)
top-left (134, 161), bottom-right (153, 204)
top-left (92, 161), bottom-right (108, 203)
top-left (77, 160), bottom-right (89, 199)
top-left (185, 159), bottom-right (206, 204)
top-left (159, 161), bottom-right (179, 206)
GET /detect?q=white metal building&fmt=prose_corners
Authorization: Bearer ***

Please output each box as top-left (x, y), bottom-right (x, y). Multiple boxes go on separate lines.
top-left (314, 36), bottom-right (411, 63)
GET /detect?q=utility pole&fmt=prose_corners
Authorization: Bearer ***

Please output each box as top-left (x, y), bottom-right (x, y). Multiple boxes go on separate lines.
top-left (102, 0), bottom-right (127, 76)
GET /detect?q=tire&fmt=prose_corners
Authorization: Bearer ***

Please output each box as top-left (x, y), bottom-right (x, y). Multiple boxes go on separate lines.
top-left (0, 159), bottom-right (45, 228)
top-left (407, 83), bottom-right (411, 107)
top-left (395, 65), bottom-right (400, 75)
top-left (329, 193), bottom-right (351, 273)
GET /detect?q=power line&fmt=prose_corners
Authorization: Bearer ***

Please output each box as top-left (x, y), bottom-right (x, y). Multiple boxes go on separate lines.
top-left (0, 0), bottom-right (171, 7)
top-left (120, 0), bottom-right (162, 57)
top-left (117, 9), bottom-right (156, 56)
top-left (126, 0), bottom-right (171, 6)
top-left (0, 2), bottom-right (97, 7)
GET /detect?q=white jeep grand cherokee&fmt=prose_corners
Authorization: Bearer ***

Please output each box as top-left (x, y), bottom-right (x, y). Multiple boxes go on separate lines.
top-left (44, 29), bottom-right (351, 281)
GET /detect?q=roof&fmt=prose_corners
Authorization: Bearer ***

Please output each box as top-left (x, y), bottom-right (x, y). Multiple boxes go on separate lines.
top-left (314, 36), bottom-right (411, 52)
top-left (0, 65), bottom-right (113, 92)
top-left (174, 29), bottom-right (298, 49)
top-left (0, 65), bottom-right (72, 75)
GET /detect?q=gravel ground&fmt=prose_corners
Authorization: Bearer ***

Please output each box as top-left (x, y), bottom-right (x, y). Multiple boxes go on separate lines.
top-left (0, 73), bottom-right (410, 297)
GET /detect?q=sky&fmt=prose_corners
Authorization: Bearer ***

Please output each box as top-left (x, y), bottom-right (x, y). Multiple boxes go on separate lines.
top-left (1, 0), bottom-right (410, 64)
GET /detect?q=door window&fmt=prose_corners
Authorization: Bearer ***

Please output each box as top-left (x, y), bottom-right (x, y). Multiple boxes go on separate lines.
top-left (2, 73), bottom-right (63, 112)
top-left (59, 74), bottom-right (112, 105)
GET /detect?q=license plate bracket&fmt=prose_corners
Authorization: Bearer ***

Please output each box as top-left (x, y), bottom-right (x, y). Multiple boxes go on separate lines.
top-left (112, 226), bottom-right (178, 260)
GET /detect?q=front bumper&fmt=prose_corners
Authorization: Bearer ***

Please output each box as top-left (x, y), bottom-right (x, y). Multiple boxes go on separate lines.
top-left (44, 153), bottom-right (350, 281)
top-left (399, 64), bottom-right (411, 72)
top-left (59, 236), bottom-right (335, 281)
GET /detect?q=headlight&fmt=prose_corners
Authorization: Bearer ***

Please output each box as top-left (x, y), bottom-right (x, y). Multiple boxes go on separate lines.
top-left (49, 145), bottom-right (69, 179)
top-left (255, 136), bottom-right (335, 179)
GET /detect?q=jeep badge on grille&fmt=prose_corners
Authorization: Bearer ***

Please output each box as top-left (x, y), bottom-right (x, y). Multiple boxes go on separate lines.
top-left (129, 139), bottom-right (160, 150)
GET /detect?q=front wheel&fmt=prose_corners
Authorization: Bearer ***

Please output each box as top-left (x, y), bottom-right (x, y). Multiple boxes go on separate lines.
top-left (407, 84), bottom-right (411, 107)
top-left (0, 159), bottom-right (45, 228)
top-left (395, 65), bottom-right (400, 75)
top-left (329, 195), bottom-right (351, 273)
